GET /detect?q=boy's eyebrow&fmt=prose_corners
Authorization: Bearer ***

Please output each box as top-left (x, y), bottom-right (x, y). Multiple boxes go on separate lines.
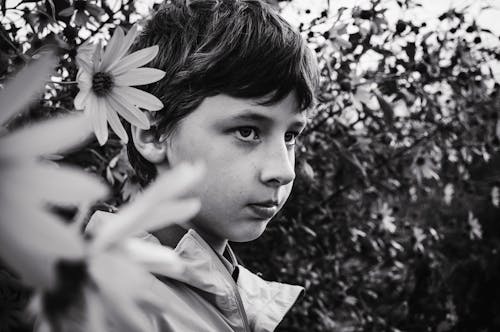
top-left (227, 111), bottom-right (306, 129)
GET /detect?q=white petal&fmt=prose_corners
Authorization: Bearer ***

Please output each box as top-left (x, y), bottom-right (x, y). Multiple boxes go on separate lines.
top-left (114, 68), bottom-right (166, 87)
top-left (0, 206), bottom-right (84, 290)
top-left (105, 101), bottom-right (129, 143)
top-left (2, 162), bottom-right (108, 206)
top-left (93, 199), bottom-right (200, 252)
top-left (84, 288), bottom-right (108, 332)
top-left (120, 238), bottom-right (186, 278)
top-left (74, 89), bottom-right (90, 110)
top-left (108, 91), bottom-right (150, 129)
top-left (77, 68), bottom-right (92, 90)
top-left (89, 96), bottom-right (109, 145)
top-left (89, 253), bottom-right (157, 331)
top-left (0, 113), bottom-right (93, 158)
top-left (0, 54), bottom-right (56, 125)
top-left (91, 163), bottom-right (205, 250)
top-left (92, 40), bottom-right (103, 72)
top-left (114, 86), bottom-right (163, 111)
top-left (101, 27), bottom-right (124, 71)
top-left (116, 24), bottom-right (139, 60)
top-left (109, 46), bottom-right (159, 75)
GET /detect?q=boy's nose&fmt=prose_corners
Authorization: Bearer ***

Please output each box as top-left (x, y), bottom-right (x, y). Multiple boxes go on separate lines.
top-left (259, 141), bottom-right (295, 187)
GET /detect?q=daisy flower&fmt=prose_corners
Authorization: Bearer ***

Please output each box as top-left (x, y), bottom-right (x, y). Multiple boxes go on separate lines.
top-left (374, 202), bottom-right (397, 233)
top-left (75, 24), bottom-right (166, 145)
top-left (411, 153), bottom-right (439, 184)
top-left (59, 0), bottom-right (105, 27)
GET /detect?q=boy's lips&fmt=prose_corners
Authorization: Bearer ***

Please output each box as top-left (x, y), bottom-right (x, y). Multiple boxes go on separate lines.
top-left (247, 200), bottom-right (279, 219)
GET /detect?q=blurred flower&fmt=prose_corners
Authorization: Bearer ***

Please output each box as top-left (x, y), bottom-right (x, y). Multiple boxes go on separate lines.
top-left (411, 154), bottom-right (439, 184)
top-left (467, 211), bottom-right (482, 240)
top-left (0, 54), bottom-right (109, 290)
top-left (31, 162), bottom-right (204, 332)
top-left (3, 161), bottom-right (204, 331)
top-left (75, 24), bottom-right (165, 145)
top-left (443, 183), bottom-right (454, 205)
top-left (492, 186), bottom-right (499, 208)
top-left (376, 202), bottom-right (397, 233)
top-left (413, 227), bottom-right (426, 252)
top-left (59, 0), bottom-right (105, 27)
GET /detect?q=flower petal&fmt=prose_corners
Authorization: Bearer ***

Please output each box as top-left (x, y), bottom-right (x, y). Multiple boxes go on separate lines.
top-left (114, 68), bottom-right (166, 87)
top-left (109, 46), bottom-right (159, 75)
top-left (116, 24), bottom-right (139, 60)
top-left (105, 101), bottom-right (129, 143)
top-left (91, 40), bottom-right (102, 72)
top-left (86, 4), bottom-right (105, 19)
top-left (0, 54), bottom-right (56, 126)
top-left (0, 113), bottom-right (93, 158)
top-left (101, 27), bottom-right (124, 72)
top-left (114, 86), bottom-right (163, 111)
top-left (75, 89), bottom-right (90, 110)
top-left (74, 10), bottom-right (88, 27)
top-left (58, 7), bottom-right (74, 16)
top-left (84, 288), bottom-right (108, 332)
top-left (88, 96), bottom-right (109, 145)
top-left (4, 162), bottom-right (108, 206)
top-left (120, 239), bottom-right (186, 279)
top-left (0, 206), bottom-right (84, 290)
top-left (91, 162), bottom-right (204, 250)
top-left (108, 91), bottom-right (150, 129)
top-left (89, 253), bottom-right (158, 331)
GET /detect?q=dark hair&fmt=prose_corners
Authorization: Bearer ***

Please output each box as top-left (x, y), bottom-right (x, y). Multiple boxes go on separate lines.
top-left (127, 0), bottom-right (319, 186)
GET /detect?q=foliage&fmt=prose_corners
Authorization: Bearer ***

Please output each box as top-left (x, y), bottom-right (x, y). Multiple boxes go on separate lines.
top-left (1, 0), bottom-right (499, 331)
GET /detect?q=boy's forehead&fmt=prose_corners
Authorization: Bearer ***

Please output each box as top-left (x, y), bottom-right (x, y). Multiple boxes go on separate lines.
top-left (198, 93), bottom-right (306, 125)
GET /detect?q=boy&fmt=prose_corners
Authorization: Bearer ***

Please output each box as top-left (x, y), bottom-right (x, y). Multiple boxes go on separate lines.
top-left (90, 0), bottom-right (319, 330)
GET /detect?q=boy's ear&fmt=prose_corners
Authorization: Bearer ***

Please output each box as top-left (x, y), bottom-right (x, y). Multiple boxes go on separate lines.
top-left (131, 124), bottom-right (168, 164)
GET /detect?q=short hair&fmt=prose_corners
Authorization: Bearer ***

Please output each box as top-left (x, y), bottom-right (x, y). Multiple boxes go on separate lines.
top-left (126, 0), bottom-right (319, 186)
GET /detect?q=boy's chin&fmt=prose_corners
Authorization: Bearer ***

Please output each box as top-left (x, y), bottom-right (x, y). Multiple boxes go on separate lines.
top-left (228, 221), bottom-right (269, 243)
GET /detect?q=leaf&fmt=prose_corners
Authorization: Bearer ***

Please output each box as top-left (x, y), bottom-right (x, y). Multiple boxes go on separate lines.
top-left (375, 93), bottom-right (394, 125)
top-left (405, 42), bottom-right (416, 61)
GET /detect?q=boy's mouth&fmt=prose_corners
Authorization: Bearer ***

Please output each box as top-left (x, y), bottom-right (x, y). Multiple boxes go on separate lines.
top-left (247, 201), bottom-right (279, 219)
top-left (251, 200), bottom-right (279, 208)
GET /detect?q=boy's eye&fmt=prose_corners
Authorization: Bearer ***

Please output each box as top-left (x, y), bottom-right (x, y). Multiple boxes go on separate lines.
top-left (234, 127), bottom-right (260, 141)
top-left (285, 132), bottom-right (299, 145)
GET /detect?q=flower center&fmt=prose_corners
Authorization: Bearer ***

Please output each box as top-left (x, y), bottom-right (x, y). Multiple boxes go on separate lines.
top-left (92, 72), bottom-right (114, 97)
top-left (42, 260), bottom-right (88, 319)
top-left (74, 0), bottom-right (87, 11)
top-left (416, 157), bottom-right (426, 166)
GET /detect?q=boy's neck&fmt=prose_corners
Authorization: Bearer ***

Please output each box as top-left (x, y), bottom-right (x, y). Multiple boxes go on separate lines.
top-left (193, 227), bottom-right (228, 255)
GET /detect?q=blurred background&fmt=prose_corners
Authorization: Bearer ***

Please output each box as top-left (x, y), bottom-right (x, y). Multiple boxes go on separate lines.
top-left (1, 0), bottom-right (500, 331)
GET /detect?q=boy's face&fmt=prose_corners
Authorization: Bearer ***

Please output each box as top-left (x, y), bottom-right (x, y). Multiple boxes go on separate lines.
top-left (163, 92), bottom-right (306, 243)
